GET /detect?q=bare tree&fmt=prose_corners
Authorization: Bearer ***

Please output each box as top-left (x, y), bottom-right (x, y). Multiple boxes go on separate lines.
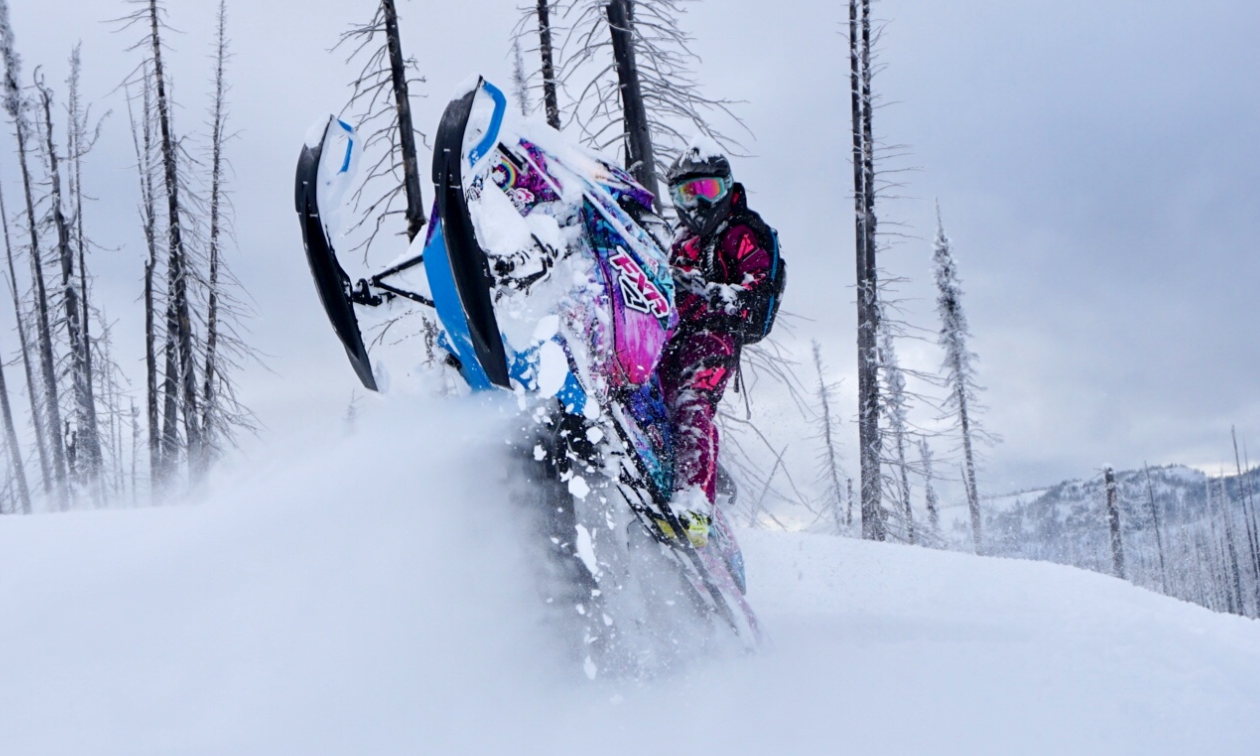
top-left (116, 0), bottom-right (203, 475)
top-left (1232, 428), bottom-right (1260, 610)
top-left (811, 340), bottom-right (846, 535)
top-left (846, 477), bottom-right (855, 530)
top-left (1217, 476), bottom-right (1247, 615)
top-left (562, 0), bottom-right (745, 189)
top-left (510, 1), bottom-right (563, 127)
top-left (335, 0), bottom-right (427, 257)
top-left (535, 0), bottom-right (562, 129)
top-left (919, 437), bottom-right (939, 534)
top-left (1104, 466), bottom-right (1125, 579)
top-left (125, 60), bottom-right (161, 485)
top-left (850, 0), bottom-right (882, 541)
top-left (0, 166), bottom-right (49, 494)
top-left (64, 45), bottom-right (107, 494)
top-left (200, 0), bottom-right (255, 459)
top-left (604, 0), bottom-right (659, 201)
top-left (0, 341), bottom-right (30, 512)
top-left (511, 36), bottom-right (532, 118)
top-left (36, 71), bottom-right (102, 492)
top-left (878, 322), bottom-right (914, 543)
top-left (1142, 462), bottom-right (1169, 592)
top-left (1, 1), bottom-right (68, 504)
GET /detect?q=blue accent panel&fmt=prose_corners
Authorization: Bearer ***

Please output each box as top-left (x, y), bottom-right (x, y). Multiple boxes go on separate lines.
top-left (763, 235), bottom-right (780, 335)
top-left (336, 120), bottom-right (355, 174)
top-left (509, 347), bottom-right (538, 392)
top-left (621, 381), bottom-right (675, 498)
top-left (558, 371), bottom-right (587, 416)
top-left (468, 80), bottom-right (507, 167)
top-left (423, 219), bottom-right (493, 391)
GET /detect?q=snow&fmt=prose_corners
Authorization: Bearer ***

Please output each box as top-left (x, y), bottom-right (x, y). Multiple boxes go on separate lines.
top-left (2, 396), bottom-right (1258, 755)
top-left (312, 116), bottom-right (359, 243)
top-left (302, 115), bottom-right (330, 150)
top-left (685, 132), bottom-right (727, 162)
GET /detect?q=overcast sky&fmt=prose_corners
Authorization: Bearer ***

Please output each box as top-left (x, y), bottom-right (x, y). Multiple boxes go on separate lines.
top-left (4, 0), bottom-right (1259, 495)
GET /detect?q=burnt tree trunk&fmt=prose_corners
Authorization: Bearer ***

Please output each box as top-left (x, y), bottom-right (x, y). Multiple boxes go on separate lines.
top-left (0, 174), bottom-right (50, 493)
top-left (536, 0), bottom-right (561, 130)
top-left (201, 1), bottom-right (228, 452)
top-left (957, 375), bottom-right (981, 552)
top-left (1, 0), bottom-right (64, 500)
top-left (132, 60), bottom-right (161, 485)
top-left (160, 298), bottom-right (179, 471)
top-left (147, 0), bottom-right (201, 472)
top-left (606, 0), bottom-right (661, 206)
top-left (1232, 429), bottom-right (1260, 610)
top-left (380, 0), bottom-right (425, 242)
top-left (1143, 463), bottom-right (1169, 593)
top-left (851, 0), bottom-right (882, 540)
top-left (17, 105), bottom-right (68, 504)
top-left (39, 82), bottom-right (100, 482)
top-left (1104, 466), bottom-right (1126, 579)
top-left (0, 344), bottom-right (30, 513)
top-left (144, 258), bottom-right (158, 480)
top-left (68, 47), bottom-right (103, 494)
top-left (1217, 478), bottom-right (1247, 615)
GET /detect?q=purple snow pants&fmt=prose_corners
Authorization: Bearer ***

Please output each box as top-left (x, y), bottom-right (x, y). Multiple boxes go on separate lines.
top-left (658, 328), bottom-right (739, 505)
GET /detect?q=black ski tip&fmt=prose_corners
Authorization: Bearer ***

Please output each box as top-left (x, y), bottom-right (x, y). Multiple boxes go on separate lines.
top-left (295, 117), bottom-right (379, 392)
top-left (432, 79), bottom-right (512, 390)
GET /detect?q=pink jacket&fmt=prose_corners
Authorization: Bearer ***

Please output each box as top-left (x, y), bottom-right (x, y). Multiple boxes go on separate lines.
top-left (670, 187), bottom-right (774, 333)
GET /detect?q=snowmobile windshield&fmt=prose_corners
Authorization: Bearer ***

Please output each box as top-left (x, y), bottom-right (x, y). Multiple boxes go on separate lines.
top-left (670, 176), bottom-right (730, 209)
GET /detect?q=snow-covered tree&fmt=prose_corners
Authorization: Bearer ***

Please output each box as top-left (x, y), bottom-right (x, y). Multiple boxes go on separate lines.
top-left (878, 322), bottom-right (912, 543)
top-left (919, 437), bottom-right (939, 534)
top-left (511, 36), bottom-right (532, 117)
top-left (1103, 466), bottom-right (1126, 578)
top-left (932, 205), bottom-right (990, 554)
top-left (811, 341), bottom-right (846, 535)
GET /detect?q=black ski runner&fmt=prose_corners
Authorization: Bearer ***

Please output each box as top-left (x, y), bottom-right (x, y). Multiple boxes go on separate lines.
top-left (295, 117), bottom-right (377, 390)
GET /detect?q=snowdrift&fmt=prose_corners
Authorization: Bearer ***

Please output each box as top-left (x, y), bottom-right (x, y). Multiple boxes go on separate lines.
top-left (1, 396), bottom-right (1258, 755)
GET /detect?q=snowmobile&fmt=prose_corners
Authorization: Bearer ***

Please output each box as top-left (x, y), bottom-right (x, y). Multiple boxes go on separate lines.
top-left (295, 78), bottom-right (762, 666)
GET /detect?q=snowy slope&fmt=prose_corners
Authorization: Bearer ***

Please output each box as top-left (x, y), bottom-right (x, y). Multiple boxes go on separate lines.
top-left (1, 397), bottom-right (1258, 756)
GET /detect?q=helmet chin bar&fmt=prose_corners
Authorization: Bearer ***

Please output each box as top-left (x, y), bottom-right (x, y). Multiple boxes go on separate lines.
top-left (679, 194), bottom-right (731, 237)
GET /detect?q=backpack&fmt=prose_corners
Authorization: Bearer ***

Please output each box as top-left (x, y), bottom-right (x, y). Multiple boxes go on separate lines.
top-left (734, 222), bottom-right (785, 345)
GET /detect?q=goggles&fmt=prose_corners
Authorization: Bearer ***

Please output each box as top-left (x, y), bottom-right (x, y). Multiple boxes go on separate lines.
top-left (670, 176), bottom-right (730, 208)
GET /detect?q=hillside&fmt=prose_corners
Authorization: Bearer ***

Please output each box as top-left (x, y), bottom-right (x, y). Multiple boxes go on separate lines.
top-left (1, 397), bottom-right (1258, 755)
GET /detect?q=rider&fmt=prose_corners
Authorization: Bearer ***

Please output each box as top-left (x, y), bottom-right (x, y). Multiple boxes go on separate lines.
top-left (659, 140), bottom-right (777, 548)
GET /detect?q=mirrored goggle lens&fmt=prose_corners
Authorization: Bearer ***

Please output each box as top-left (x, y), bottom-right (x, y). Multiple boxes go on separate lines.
top-left (672, 177), bottom-right (728, 207)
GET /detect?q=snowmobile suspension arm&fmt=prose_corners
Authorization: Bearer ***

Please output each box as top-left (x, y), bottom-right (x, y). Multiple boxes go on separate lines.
top-left (348, 254), bottom-right (436, 309)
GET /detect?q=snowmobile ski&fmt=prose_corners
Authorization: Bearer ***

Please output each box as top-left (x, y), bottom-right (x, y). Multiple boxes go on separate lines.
top-left (428, 83), bottom-right (511, 389)
top-left (295, 116), bottom-right (377, 391)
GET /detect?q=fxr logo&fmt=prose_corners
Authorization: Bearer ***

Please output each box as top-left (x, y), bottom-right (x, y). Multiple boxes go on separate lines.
top-left (609, 250), bottom-right (670, 319)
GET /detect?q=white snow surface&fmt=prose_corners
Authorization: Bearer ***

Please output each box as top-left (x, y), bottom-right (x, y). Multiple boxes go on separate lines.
top-left (2, 396), bottom-right (1258, 755)
top-left (684, 132), bottom-right (727, 162)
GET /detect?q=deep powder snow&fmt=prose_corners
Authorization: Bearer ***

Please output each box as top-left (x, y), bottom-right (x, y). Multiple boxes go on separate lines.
top-left (0, 396), bottom-right (1257, 755)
